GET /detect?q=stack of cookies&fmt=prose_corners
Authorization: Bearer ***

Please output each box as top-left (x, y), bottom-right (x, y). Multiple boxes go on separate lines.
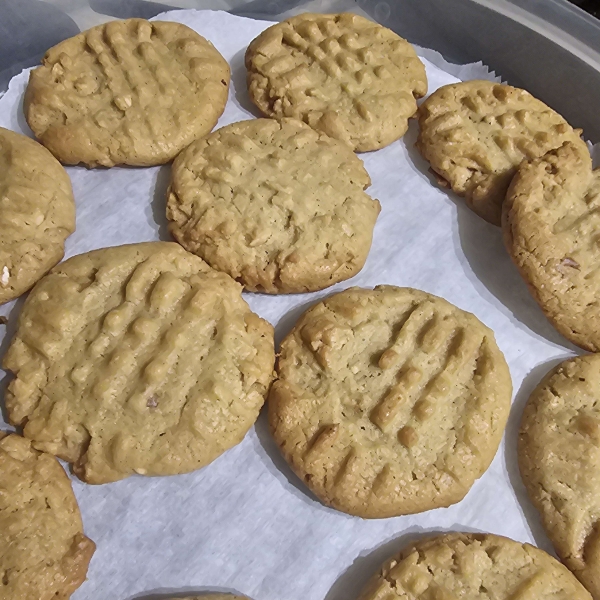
top-left (0, 10), bottom-right (598, 600)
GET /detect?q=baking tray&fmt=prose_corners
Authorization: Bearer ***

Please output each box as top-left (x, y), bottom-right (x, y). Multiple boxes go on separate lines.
top-left (1, 1), bottom-right (599, 599)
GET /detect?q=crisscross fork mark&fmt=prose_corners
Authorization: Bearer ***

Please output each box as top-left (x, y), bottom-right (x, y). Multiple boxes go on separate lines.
top-left (370, 319), bottom-right (483, 453)
top-left (304, 423), bottom-right (339, 465)
top-left (369, 303), bottom-right (443, 431)
top-left (64, 266), bottom-right (207, 422)
top-left (102, 22), bottom-right (198, 97)
top-left (399, 330), bottom-right (484, 446)
top-left (333, 446), bottom-right (361, 493)
top-left (84, 25), bottom-right (157, 145)
top-left (84, 23), bottom-right (197, 143)
top-left (506, 569), bottom-right (556, 598)
top-left (281, 22), bottom-right (370, 95)
top-left (554, 206), bottom-right (600, 236)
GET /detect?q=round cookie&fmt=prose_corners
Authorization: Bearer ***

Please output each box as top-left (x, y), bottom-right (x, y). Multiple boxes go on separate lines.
top-left (167, 118), bottom-right (380, 293)
top-left (357, 532), bottom-right (592, 599)
top-left (417, 80), bottom-right (588, 225)
top-left (3, 242), bottom-right (274, 484)
top-left (24, 19), bottom-right (230, 167)
top-left (0, 127), bottom-right (75, 305)
top-left (503, 142), bottom-right (600, 351)
top-left (519, 355), bottom-right (600, 599)
top-left (245, 13), bottom-right (427, 152)
top-left (0, 432), bottom-right (95, 600)
top-left (269, 286), bottom-right (512, 518)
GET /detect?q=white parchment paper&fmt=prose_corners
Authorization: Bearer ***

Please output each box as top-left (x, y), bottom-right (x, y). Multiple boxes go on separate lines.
top-left (0, 10), bottom-right (581, 600)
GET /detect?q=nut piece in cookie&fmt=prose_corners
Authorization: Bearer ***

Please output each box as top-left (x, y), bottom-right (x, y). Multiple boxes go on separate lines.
top-left (269, 286), bottom-right (512, 518)
top-left (0, 433), bottom-right (95, 600)
top-left (0, 127), bottom-right (75, 305)
top-left (24, 19), bottom-right (230, 167)
top-left (245, 13), bottom-right (427, 152)
top-left (167, 118), bottom-right (380, 294)
top-left (519, 355), bottom-right (600, 599)
top-left (2, 242), bottom-right (274, 484)
top-left (503, 142), bottom-right (599, 351)
top-left (358, 532), bottom-right (592, 599)
top-left (417, 80), bottom-right (587, 225)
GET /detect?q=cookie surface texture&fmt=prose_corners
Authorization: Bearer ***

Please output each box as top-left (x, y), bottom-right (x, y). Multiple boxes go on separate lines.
top-left (417, 80), bottom-right (587, 225)
top-left (24, 19), bottom-right (230, 167)
top-left (0, 127), bottom-right (75, 305)
top-left (0, 432), bottom-right (95, 600)
top-left (519, 355), bottom-right (600, 599)
top-left (358, 532), bottom-right (592, 599)
top-left (269, 286), bottom-right (512, 518)
top-left (245, 13), bottom-right (427, 152)
top-left (167, 118), bottom-right (380, 293)
top-left (503, 142), bottom-right (600, 351)
top-left (2, 242), bottom-right (274, 484)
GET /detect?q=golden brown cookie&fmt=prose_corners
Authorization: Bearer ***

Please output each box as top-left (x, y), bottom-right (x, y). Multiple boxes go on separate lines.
top-left (0, 127), bottom-right (75, 305)
top-left (245, 13), bottom-right (427, 152)
top-left (3, 242), bottom-right (274, 484)
top-left (519, 355), bottom-right (600, 599)
top-left (503, 142), bottom-right (600, 351)
top-left (358, 532), bottom-right (592, 599)
top-left (24, 19), bottom-right (230, 167)
top-left (269, 286), bottom-right (512, 518)
top-left (167, 118), bottom-right (380, 293)
top-left (417, 80), bottom-right (587, 225)
top-left (0, 432), bottom-right (95, 600)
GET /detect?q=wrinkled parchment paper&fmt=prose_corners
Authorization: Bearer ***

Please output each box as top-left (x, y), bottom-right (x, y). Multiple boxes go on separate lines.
top-left (0, 10), bottom-right (580, 600)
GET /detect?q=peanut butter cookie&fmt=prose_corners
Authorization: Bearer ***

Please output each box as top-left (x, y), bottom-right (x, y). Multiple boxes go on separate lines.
top-left (269, 286), bottom-right (512, 518)
top-left (24, 19), bottom-right (230, 167)
top-left (519, 355), bottom-right (600, 599)
top-left (167, 118), bottom-right (380, 293)
top-left (0, 127), bottom-right (75, 305)
top-left (3, 242), bottom-right (274, 484)
top-left (0, 432), bottom-right (95, 600)
top-left (245, 13), bottom-right (427, 152)
top-left (358, 532), bottom-right (591, 599)
top-left (417, 80), bottom-right (587, 225)
top-left (503, 142), bottom-right (600, 351)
